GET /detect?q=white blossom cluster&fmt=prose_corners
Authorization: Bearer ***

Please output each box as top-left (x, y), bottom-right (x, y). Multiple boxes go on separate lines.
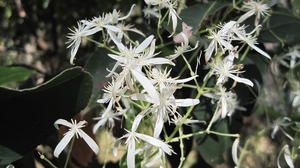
top-left (51, 0), bottom-right (288, 168)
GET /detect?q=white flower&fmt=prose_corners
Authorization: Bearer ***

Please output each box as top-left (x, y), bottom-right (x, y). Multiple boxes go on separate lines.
top-left (143, 6), bottom-right (160, 18)
top-left (210, 58), bottom-right (254, 87)
top-left (93, 109), bottom-right (124, 133)
top-left (237, 0), bottom-right (270, 26)
top-left (66, 22), bottom-right (97, 64)
top-left (53, 119), bottom-right (99, 158)
top-left (121, 114), bottom-right (173, 168)
top-left (131, 84), bottom-right (200, 137)
top-left (271, 117), bottom-right (293, 140)
top-left (205, 21), bottom-right (235, 62)
top-left (205, 87), bottom-right (240, 122)
top-left (230, 23), bottom-right (271, 59)
top-left (107, 33), bottom-right (174, 91)
top-left (281, 46), bottom-right (300, 69)
top-left (96, 78), bottom-right (127, 119)
top-left (150, 67), bottom-right (197, 91)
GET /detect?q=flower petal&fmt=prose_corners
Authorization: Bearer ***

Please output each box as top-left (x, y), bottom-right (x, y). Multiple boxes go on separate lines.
top-left (231, 138), bottom-right (239, 165)
top-left (136, 133), bottom-right (173, 155)
top-left (127, 138), bottom-right (135, 168)
top-left (54, 119), bottom-right (73, 129)
top-left (175, 99), bottom-right (200, 107)
top-left (135, 35), bottom-right (154, 53)
top-left (228, 74), bottom-right (254, 87)
top-left (131, 69), bottom-right (159, 100)
top-left (78, 129), bottom-right (99, 154)
top-left (54, 131), bottom-right (75, 158)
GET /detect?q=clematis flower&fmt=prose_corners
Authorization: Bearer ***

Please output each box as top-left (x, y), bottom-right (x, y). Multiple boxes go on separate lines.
top-left (53, 119), bottom-right (99, 158)
top-left (150, 67), bottom-right (197, 91)
top-left (205, 21), bottom-right (235, 62)
top-left (93, 109), bottom-right (124, 133)
top-left (205, 87), bottom-right (241, 123)
top-left (121, 112), bottom-right (173, 168)
top-left (210, 57), bottom-right (254, 87)
top-left (230, 23), bottom-right (271, 59)
top-left (66, 22), bottom-right (98, 64)
top-left (131, 83), bottom-right (200, 137)
top-left (237, 0), bottom-right (270, 26)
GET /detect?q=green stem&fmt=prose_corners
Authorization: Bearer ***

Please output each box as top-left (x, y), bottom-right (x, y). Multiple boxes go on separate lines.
top-left (64, 137), bottom-right (75, 168)
top-left (178, 127), bottom-right (185, 168)
top-left (169, 130), bottom-right (239, 143)
top-left (85, 37), bottom-right (119, 54)
top-left (39, 153), bottom-right (58, 168)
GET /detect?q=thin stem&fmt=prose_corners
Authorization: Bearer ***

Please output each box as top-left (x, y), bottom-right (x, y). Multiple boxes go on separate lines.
top-left (39, 153), bottom-right (58, 168)
top-left (178, 127), bottom-right (185, 168)
top-left (64, 137), bottom-right (75, 168)
top-left (169, 130), bottom-right (239, 143)
top-left (84, 37), bottom-right (119, 54)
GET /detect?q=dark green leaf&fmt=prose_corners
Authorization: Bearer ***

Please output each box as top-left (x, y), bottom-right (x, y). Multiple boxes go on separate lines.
top-left (180, 1), bottom-right (230, 31)
top-left (0, 145), bottom-right (22, 166)
top-left (193, 121), bottom-right (232, 166)
top-left (259, 9), bottom-right (300, 45)
top-left (0, 67), bottom-right (93, 164)
top-left (0, 66), bottom-right (34, 85)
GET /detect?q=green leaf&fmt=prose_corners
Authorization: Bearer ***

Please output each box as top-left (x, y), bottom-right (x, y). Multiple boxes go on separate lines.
top-left (180, 1), bottom-right (230, 31)
top-left (193, 120), bottom-right (232, 166)
top-left (0, 145), bottom-right (22, 166)
top-left (0, 67), bottom-right (93, 164)
top-left (259, 9), bottom-right (300, 45)
top-left (0, 66), bottom-right (34, 85)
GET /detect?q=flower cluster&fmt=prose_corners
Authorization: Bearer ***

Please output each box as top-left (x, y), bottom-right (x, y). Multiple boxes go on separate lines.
top-left (52, 0), bottom-right (281, 168)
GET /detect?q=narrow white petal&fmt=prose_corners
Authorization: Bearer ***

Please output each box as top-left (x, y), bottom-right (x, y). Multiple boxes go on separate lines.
top-left (131, 69), bottom-right (159, 100)
top-left (175, 99), bottom-right (200, 107)
top-left (107, 54), bottom-right (129, 63)
top-left (131, 110), bottom-right (147, 132)
top-left (171, 75), bottom-right (198, 84)
top-left (54, 131), bottom-right (75, 158)
top-left (107, 30), bottom-right (126, 51)
top-left (127, 139), bottom-right (136, 168)
top-left (143, 58), bottom-right (175, 66)
top-left (231, 138), bottom-right (239, 165)
top-left (96, 98), bottom-right (110, 104)
top-left (135, 35), bottom-right (154, 53)
top-left (136, 133), bottom-right (172, 155)
top-left (219, 21), bottom-right (236, 34)
top-left (104, 25), bottom-right (121, 32)
top-left (154, 114), bottom-right (164, 138)
top-left (131, 94), bottom-right (156, 104)
top-left (78, 129), bottom-right (99, 154)
top-left (271, 126), bottom-right (279, 139)
top-left (93, 118), bottom-right (108, 134)
top-left (237, 11), bottom-right (255, 24)
top-left (221, 97), bottom-right (228, 118)
top-left (54, 119), bottom-right (73, 129)
top-left (119, 4), bottom-right (135, 21)
top-left (228, 74), bottom-right (254, 87)
top-left (170, 9), bottom-right (178, 37)
top-left (146, 40), bottom-right (156, 58)
top-left (284, 146), bottom-right (295, 168)
top-left (248, 43), bottom-right (271, 59)
top-left (70, 39), bottom-right (81, 65)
